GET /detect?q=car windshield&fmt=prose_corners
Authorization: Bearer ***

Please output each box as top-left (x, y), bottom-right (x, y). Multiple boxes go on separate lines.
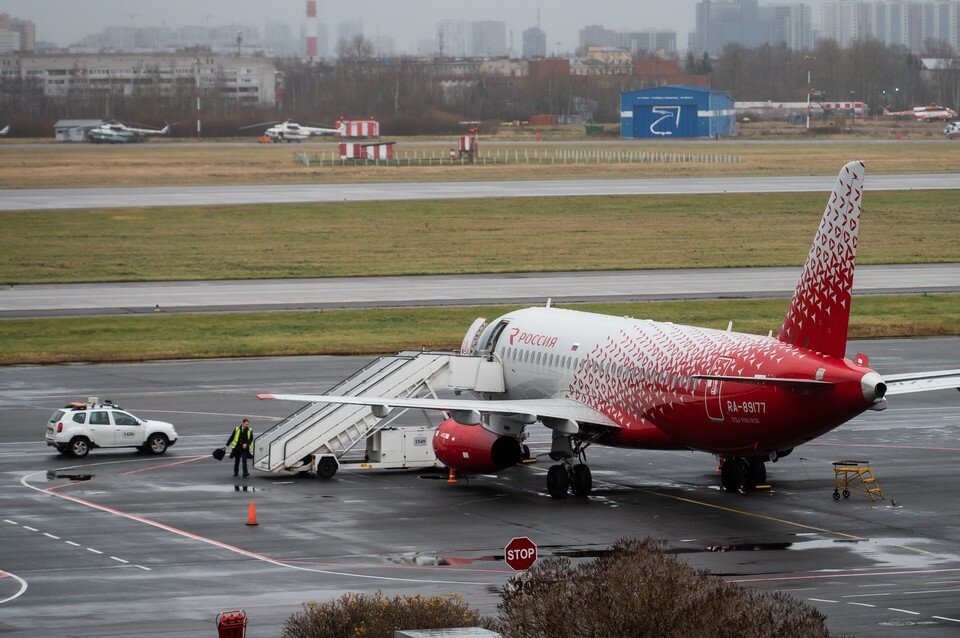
top-left (49, 410), bottom-right (64, 423)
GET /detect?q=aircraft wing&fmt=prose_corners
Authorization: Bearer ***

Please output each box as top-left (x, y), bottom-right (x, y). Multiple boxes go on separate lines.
top-left (883, 369), bottom-right (960, 396)
top-left (258, 393), bottom-right (618, 428)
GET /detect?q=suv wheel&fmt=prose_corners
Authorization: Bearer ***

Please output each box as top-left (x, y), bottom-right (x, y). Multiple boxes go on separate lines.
top-left (146, 433), bottom-right (168, 455)
top-left (69, 437), bottom-right (91, 458)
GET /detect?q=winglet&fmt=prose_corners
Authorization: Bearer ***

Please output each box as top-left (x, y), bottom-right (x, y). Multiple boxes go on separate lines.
top-left (777, 161), bottom-right (864, 358)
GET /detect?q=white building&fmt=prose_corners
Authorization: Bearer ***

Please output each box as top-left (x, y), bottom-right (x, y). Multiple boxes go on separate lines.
top-left (821, 1), bottom-right (959, 52)
top-left (0, 28), bottom-right (20, 53)
top-left (0, 52), bottom-right (277, 105)
top-left (438, 20), bottom-right (471, 57)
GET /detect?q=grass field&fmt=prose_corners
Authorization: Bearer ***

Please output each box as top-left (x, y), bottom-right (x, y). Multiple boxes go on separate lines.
top-left (1, 190), bottom-right (956, 284)
top-left (1, 139), bottom-right (959, 189)
top-left (1, 294), bottom-right (955, 365)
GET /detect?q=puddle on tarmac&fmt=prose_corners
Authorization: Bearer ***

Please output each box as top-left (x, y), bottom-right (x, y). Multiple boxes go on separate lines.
top-left (46, 471), bottom-right (93, 482)
top-left (386, 552), bottom-right (501, 567)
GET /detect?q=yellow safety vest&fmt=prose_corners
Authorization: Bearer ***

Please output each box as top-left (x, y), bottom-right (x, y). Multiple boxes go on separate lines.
top-left (229, 426), bottom-right (253, 447)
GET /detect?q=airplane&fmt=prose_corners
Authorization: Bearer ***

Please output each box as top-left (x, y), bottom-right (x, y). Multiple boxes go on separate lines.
top-left (0, 124), bottom-right (9, 137)
top-left (944, 122), bottom-right (960, 140)
top-left (86, 121), bottom-right (170, 144)
top-left (242, 120), bottom-right (338, 143)
top-left (883, 104), bottom-right (958, 122)
top-left (259, 162), bottom-right (960, 497)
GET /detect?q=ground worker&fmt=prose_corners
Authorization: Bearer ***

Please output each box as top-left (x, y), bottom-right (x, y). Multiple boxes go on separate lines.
top-left (226, 419), bottom-right (254, 477)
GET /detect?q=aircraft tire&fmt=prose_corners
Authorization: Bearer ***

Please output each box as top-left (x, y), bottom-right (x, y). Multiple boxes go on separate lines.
top-left (547, 464), bottom-right (569, 499)
top-left (571, 464), bottom-right (592, 497)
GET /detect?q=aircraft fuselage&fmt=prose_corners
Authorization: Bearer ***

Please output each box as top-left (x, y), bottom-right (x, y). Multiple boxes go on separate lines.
top-left (485, 307), bottom-right (878, 456)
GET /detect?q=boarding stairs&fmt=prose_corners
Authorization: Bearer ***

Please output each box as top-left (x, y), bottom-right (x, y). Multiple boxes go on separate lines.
top-left (253, 350), bottom-right (502, 474)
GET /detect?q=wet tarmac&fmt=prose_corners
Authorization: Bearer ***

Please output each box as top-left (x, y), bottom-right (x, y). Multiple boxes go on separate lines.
top-left (1, 337), bottom-right (959, 636)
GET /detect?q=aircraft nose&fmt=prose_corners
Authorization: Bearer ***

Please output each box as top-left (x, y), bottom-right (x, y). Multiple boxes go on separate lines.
top-left (861, 371), bottom-right (887, 404)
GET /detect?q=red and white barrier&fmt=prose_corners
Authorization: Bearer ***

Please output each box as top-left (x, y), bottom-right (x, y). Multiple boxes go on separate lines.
top-left (338, 141), bottom-right (394, 161)
top-left (337, 120), bottom-right (380, 138)
top-left (458, 134), bottom-right (476, 153)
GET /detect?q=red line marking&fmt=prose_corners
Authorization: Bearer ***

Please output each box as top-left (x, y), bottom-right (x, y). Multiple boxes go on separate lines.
top-left (809, 442), bottom-right (960, 452)
top-left (728, 566), bottom-right (960, 584)
top-left (0, 571), bottom-right (9, 579)
top-left (40, 486), bottom-right (286, 565)
top-left (284, 559), bottom-right (508, 575)
top-left (117, 455), bottom-right (207, 476)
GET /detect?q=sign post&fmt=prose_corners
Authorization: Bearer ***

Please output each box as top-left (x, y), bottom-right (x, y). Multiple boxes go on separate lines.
top-left (504, 536), bottom-right (537, 571)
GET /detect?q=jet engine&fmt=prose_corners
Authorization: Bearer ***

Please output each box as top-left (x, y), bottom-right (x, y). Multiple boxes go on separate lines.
top-left (433, 418), bottom-right (523, 473)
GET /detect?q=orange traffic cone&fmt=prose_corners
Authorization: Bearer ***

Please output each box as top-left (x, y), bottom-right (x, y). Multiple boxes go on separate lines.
top-left (446, 468), bottom-right (457, 484)
top-left (245, 501), bottom-right (259, 526)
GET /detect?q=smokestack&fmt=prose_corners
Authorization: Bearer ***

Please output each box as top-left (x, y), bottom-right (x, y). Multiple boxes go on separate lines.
top-left (306, 0), bottom-right (318, 60)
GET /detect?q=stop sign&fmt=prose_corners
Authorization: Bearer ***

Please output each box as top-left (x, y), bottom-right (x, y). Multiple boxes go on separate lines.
top-left (504, 536), bottom-right (537, 571)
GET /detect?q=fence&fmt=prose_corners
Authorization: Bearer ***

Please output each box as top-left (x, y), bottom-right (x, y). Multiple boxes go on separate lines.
top-left (295, 149), bottom-right (741, 168)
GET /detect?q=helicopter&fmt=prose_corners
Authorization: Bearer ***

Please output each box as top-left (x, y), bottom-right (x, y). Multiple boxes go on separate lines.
top-left (242, 119), bottom-right (338, 143)
top-left (86, 121), bottom-right (170, 144)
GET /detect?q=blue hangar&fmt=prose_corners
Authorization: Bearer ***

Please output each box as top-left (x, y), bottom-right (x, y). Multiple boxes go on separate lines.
top-left (620, 85), bottom-right (735, 139)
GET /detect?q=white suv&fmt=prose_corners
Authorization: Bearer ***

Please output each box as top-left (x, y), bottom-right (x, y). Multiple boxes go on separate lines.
top-left (46, 399), bottom-right (178, 458)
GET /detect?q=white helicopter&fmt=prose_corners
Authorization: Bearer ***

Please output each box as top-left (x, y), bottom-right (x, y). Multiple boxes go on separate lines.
top-left (87, 121), bottom-right (170, 144)
top-left (242, 119), bottom-right (338, 143)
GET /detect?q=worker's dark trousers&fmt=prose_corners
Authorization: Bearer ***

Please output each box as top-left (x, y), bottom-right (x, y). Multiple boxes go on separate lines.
top-left (233, 452), bottom-right (249, 476)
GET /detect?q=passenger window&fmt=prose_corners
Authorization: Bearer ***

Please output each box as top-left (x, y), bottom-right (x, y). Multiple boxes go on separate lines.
top-left (113, 412), bottom-right (139, 426)
top-left (89, 411), bottom-right (109, 425)
top-left (535, 352), bottom-right (542, 365)
top-left (72, 413), bottom-right (86, 424)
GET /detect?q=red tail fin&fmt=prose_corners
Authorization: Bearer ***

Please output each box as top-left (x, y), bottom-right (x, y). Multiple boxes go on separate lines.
top-left (777, 161), bottom-right (865, 358)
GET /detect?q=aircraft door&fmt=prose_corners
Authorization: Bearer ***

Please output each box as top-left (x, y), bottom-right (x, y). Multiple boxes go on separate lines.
top-left (703, 357), bottom-right (734, 423)
top-left (476, 320), bottom-right (510, 356)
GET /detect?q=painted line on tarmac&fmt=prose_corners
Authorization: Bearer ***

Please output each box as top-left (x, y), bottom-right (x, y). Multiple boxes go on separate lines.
top-left (729, 567), bottom-right (960, 584)
top-left (809, 442), bottom-right (960, 452)
top-left (636, 487), bottom-right (930, 555)
top-left (20, 462), bottom-right (494, 586)
top-left (116, 454), bottom-right (207, 476)
top-left (0, 569), bottom-right (28, 605)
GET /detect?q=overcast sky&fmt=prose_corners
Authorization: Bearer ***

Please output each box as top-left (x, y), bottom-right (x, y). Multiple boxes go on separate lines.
top-left (6, 0), bottom-right (723, 52)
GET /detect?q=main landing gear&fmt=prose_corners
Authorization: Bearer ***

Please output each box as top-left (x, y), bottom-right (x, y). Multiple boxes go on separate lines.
top-left (720, 457), bottom-right (766, 493)
top-left (546, 434), bottom-right (593, 499)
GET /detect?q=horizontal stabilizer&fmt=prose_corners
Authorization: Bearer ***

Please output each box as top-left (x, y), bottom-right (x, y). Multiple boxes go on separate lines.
top-left (692, 375), bottom-right (834, 387)
top-left (883, 369), bottom-right (960, 395)
top-left (257, 393), bottom-right (618, 428)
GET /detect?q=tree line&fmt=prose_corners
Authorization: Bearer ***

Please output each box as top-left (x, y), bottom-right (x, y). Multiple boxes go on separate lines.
top-left (0, 36), bottom-right (957, 136)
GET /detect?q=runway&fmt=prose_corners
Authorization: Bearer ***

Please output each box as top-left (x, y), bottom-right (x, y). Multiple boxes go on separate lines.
top-left (3, 172), bottom-right (960, 211)
top-left (2, 263), bottom-right (957, 318)
top-left (0, 264), bottom-right (960, 319)
top-left (1, 337), bottom-right (959, 636)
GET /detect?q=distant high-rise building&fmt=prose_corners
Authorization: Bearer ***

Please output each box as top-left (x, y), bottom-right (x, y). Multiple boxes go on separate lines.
top-left (522, 26), bottom-right (547, 58)
top-left (0, 28), bottom-right (20, 53)
top-left (438, 19), bottom-right (471, 56)
top-left (472, 20), bottom-right (507, 56)
top-left (372, 35), bottom-right (395, 57)
top-left (265, 20), bottom-right (295, 57)
top-left (922, 1), bottom-right (960, 49)
top-left (579, 25), bottom-right (618, 50)
top-left (337, 18), bottom-right (362, 45)
top-left (417, 38), bottom-right (438, 56)
top-left (693, 0), bottom-right (810, 54)
top-left (616, 29), bottom-right (678, 55)
top-left (821, 1), bottom-right (943, 51)
top-left (0, 13), bottom-right (35, 51)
